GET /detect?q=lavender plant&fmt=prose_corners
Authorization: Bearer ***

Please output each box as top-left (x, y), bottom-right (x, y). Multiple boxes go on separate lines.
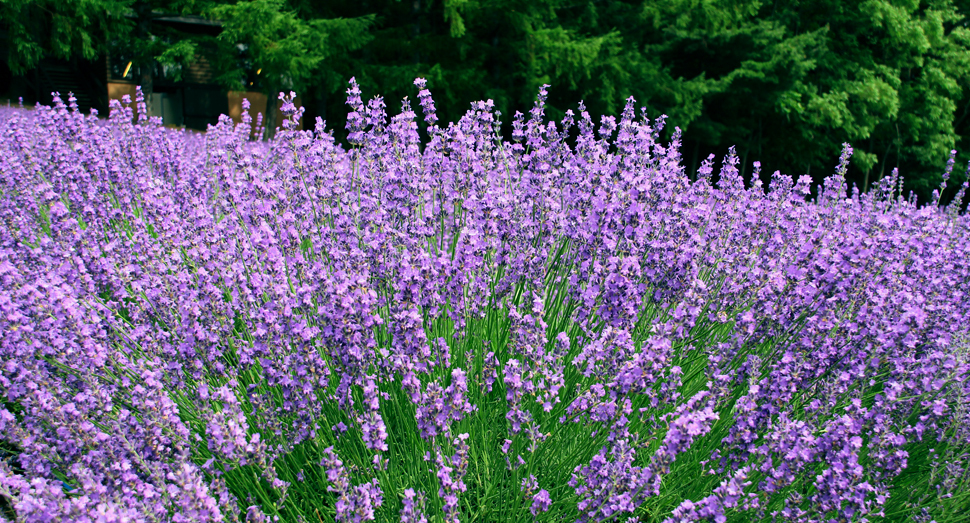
top-left (0, 82), bottom-right (968, 523)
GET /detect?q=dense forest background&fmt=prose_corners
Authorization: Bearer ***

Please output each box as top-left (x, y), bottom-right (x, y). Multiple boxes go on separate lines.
top-left (3, 0), bottom-right (970, 206)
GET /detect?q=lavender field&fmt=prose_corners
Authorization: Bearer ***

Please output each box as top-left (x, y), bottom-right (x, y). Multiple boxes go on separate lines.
top-left (0, 81), bottom-right (968, 523)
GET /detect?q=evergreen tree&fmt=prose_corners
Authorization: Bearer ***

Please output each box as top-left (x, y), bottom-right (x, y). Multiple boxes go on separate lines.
top-left (0, 0), bottom-right (130, 75)
top-left (4, 0), bottom-right (970, 202)
top-left (208, 0), bottom-right (374, 138)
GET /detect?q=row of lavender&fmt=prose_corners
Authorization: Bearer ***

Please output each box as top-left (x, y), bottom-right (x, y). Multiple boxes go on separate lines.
top-left (0, 82), bottom-right (968, 522)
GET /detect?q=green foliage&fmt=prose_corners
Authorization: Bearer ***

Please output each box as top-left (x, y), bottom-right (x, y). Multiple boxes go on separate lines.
top-left (155, 39), bottom-right (198, 82)
top-left (202, 0), bottom-right (373, 138)
top-left (763, 0), bottom-right (970, 198)
top-left (4, 0), bottom-right (970, 202)
top-left (0, 0), bottom-right (131, 74)
top-left (208, 0), bottom-right (373, 95)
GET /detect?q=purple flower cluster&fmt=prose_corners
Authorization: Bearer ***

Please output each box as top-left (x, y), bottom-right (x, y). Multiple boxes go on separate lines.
top-left (0, 82), bottom-right (968, 522)
top-left (321, 446), bottom-right (383, 522)
top-left (398, 488), bottom-right (428, 523)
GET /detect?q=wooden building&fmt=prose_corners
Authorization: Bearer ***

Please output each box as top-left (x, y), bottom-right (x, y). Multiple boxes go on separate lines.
top-left (1, 12), bottom-right (301, 134)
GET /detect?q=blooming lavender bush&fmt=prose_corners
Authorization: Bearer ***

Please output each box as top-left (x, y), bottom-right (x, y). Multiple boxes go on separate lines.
top-left (0, 81), bottom-right (969, 523)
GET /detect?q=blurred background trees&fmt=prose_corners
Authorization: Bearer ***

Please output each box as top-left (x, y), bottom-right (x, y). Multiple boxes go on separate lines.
top-left (2, 0), bottom-right (970, 205)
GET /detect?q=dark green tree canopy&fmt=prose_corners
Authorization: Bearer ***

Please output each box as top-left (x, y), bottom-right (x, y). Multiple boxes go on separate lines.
top-left (1, 0), bottom-right (131, 74)
top-left (4, 0), bottom-right (970, 204)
